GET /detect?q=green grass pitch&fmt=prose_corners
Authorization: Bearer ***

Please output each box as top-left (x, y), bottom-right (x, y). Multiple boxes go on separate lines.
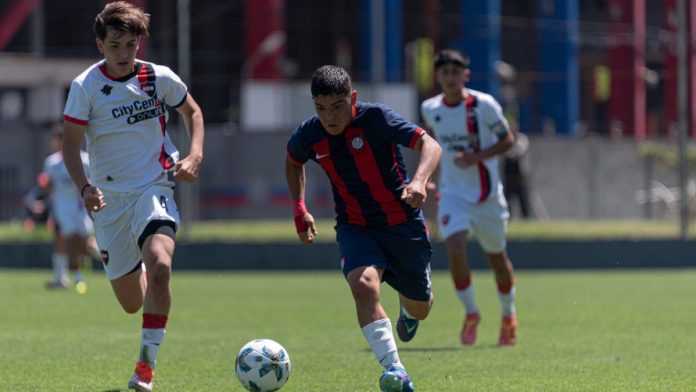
top-left (2, 269), bottom-right (695, 391)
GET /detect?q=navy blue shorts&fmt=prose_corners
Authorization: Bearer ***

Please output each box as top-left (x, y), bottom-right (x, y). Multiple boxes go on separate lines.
top-left (336, 218), bottom-right (433, 301)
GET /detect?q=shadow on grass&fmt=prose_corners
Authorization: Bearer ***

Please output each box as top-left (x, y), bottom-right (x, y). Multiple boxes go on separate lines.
top-left (364, 343), bottom-right (501, 353)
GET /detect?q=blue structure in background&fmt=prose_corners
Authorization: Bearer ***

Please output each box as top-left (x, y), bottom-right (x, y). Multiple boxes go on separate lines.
top-left (458, 0), bottom-right (501, 99)
top-left (537, 0), bottom-right (579, 135)
top-left (384, 0), bottom-right (403, 82)
top-left (360, 0), bottom-right (403, 82)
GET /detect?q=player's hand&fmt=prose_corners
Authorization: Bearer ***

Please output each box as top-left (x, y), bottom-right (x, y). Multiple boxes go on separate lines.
top-left (454, 151), bottom-right (481, 168)
top-left (173, 155), bottom-right (202, 182)
top-left (296, 212), bottom-right (318, 244)
top-left (401, 181), bottom-right (427, 208)
top-left (83, 186), bottom-right (106, 213)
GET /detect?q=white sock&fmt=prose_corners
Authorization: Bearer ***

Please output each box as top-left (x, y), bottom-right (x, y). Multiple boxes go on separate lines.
top-left (73, 270), bottom-right (84, 283)
top-left (52, 253), bottom-right (68, 284)
top-left (457, 285), bottom-right (479, 315)
top-left (361, 318), bottom-right (402, 369)
top-left (139, 328), bottom-right (166, 368)
top-left (498, 286), bottom-right (516, 317)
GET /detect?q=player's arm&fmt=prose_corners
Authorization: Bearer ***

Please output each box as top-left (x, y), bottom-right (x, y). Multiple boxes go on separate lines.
top-left (285, 158), bottom-right (317, 243)
top-left (63, 121), bottom-right (105, 212)
top-left (401, 132), bottom-right (442, 208)
top-left (173, 93), bottom-right (205, 182)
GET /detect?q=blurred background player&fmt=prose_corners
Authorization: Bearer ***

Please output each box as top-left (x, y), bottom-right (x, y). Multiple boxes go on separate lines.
top-left (502, 119), bottom-right (534, 219)
top-left (22, 172), bottom-right (52, 233)
top-left (286, 65), bottom-right (441, 392)
top-left (62, 3), bottom-right (204, 391)
top-left (420, 49), bottom-right (518, 346)
top-left (42, 123), bottom-right (97, 292)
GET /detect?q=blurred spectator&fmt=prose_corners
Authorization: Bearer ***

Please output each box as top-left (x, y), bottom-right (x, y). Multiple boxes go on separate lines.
top-left (502, 120), bottom-right (534, 219)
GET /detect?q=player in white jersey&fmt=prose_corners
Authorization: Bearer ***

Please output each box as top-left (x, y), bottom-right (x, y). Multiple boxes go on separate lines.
top-left (420, 49), bottom-right (518, 346)
top-left (62, 3), bottom-right (204, 391)
top-left (43, 124), bottom-right (97, 293)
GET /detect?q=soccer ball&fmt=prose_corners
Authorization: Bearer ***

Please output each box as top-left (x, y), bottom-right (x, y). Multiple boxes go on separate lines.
top-left (235, 338), bottom-right (291, 392)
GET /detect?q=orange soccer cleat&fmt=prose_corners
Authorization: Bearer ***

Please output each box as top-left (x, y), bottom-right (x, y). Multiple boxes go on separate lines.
top-left (460, 312), bottom-right (481, 345)
top-left (498, 315), bottom-right (517, 346)
top-left (128, 361), bottom-right (154, 392)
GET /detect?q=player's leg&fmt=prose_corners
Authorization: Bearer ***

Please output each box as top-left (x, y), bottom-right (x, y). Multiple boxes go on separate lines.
top-left (476, 194), bottom-right (516, 346)
top-left (486, 251), bottom-right (517, 346)
top-left (46, 229), bottom-right (68, 288)
top-left (128, 184), bottom-right (179, 391)
top-left (373, 218), bottom-right (433, 347)
top-left (338, 224), bottom-right (412, 391)
top-left (346, 266), bottom-right (414, 392)
top-left (439, 195), bottom-right (481, 345)
top-left (64, 234), bottom-right (87, 292)
top-left (111, 267), bottom-right (147, 313)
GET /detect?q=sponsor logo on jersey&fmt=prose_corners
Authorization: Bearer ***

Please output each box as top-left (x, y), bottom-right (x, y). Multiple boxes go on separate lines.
top-left (127, 106), bottom-right (166, 124)
top-left (111, 97), bottom-right (161, 119)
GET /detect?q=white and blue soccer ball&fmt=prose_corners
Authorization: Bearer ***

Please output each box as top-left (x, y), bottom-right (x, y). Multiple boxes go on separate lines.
top-left (235, 338), bottom-right (291, 392)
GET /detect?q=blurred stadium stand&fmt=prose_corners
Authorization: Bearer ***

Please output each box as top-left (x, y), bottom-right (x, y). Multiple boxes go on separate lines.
top-left (0, 0), bottom-right (695, 222)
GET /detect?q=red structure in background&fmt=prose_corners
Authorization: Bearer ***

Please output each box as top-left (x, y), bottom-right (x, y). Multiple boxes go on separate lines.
top-left (607, 0), bottom-right (646, 139)
top-left (244, 0), bottom-right (286, 80)
top-left (664, 0), bottom-right (696, 139)
top-left (0, 0), bottom-right (41, 51)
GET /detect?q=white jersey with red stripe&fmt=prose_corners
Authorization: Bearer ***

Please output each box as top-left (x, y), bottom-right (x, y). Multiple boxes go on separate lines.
top-left (420, 89), bottom-right (510, 204)
top-left (63, 59), bottom-right (187, 193)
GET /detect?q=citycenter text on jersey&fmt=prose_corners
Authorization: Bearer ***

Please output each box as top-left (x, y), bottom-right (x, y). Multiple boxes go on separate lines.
top-left (111, 97), bottom-right (165, 124)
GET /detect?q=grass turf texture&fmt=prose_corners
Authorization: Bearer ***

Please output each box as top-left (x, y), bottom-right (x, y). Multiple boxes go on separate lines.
top-left (3, 219), bottom-right (696, 243)
top-left (2, 269), bottom-right (695, 391)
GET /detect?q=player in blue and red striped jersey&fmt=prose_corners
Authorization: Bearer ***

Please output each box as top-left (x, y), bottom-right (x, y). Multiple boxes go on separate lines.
top-left (421, 49), bottom-right (518, 347)
top-left (286, 65), bottom-right (442, 392)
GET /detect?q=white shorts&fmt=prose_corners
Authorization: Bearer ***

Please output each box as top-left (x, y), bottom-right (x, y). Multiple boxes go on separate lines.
top-left (53, 200), bottom-right (93, 236)
top-left (93, 183), bottom-right (179, 280)
top-left (437, 191), bottom-right (510, 253)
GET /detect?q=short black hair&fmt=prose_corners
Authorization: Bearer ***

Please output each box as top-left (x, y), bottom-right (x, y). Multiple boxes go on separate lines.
top-left (434, 49), bottom-right (470, 70)
top-left (311, 65), bottom-right (352, 97)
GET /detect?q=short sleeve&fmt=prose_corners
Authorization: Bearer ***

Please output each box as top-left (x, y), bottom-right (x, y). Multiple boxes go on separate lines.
top-left (63, 80), bottom-right (90, 125)
top-left (482, 97), bottom-right (509, 137)
top-left (420, 101), bottom-right (433, 130)
top-left (286, 126), bottom-right (311, 165)
top-left (157, 66), bottom-right (188, 108)
top-left (377, 105), bottom-right (425, 149)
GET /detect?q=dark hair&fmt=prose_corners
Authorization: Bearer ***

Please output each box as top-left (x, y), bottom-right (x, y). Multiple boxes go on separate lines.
top-left (434, 49), bottom-right (470, 70)
top-left (311, 65), bottom-right (352, 97)
top-left (94, 1), bottom-right (150, 40)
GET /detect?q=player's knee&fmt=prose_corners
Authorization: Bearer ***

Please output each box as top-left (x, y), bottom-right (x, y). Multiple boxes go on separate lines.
top-left (447, 241), bottom-right (467, 259)
top-left (407, 302), bottom-right (432, 320)
top-left (347, 274), bottom-right (379, 301)
top-left (147, 259), bottom-right (171, 287)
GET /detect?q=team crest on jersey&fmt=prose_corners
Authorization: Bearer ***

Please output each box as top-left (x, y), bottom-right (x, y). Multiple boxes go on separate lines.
top-left (100, 250), bottom-right (109, 265)
top-left (101, 84), bottom-right (113, 96)
top-left (351, 137), bottom-right (364, 150)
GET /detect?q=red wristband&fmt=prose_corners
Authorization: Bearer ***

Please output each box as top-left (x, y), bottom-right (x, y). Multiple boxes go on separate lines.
top-left (293, 199), bottom-right (309, 232)
top-left (293, 199), bottom-right (308, 217)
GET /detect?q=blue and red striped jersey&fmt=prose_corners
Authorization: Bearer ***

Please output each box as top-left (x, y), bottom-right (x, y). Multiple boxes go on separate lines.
top-left (287, 102), bottom-right (426, 227)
